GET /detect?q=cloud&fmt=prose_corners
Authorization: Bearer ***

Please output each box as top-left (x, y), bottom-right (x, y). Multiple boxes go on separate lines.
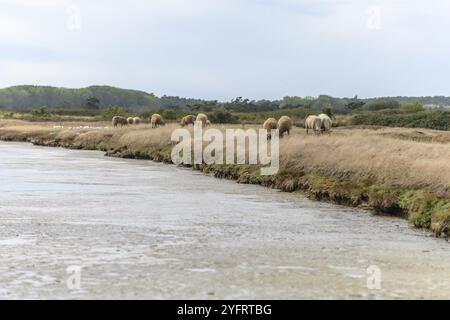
top-left (0, 0), bottom-right (449, 99)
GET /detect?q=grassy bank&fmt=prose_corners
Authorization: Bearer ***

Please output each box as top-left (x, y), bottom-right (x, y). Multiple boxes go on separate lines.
top-left (1, 119), bottom-right (450, 237)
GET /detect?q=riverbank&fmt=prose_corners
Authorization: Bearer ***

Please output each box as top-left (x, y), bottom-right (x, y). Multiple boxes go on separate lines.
top-left (5, 141), bottom-right (450, 299)
top-left (1, 119), bottom-right (450, 237)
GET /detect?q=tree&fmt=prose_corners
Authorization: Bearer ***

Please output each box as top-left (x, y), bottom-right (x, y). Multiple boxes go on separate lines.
top-left (279, 96), bottom-right (312, 109)
top-left (30, 106), bottom-right (51, 118)
top-left (101, 105), bottom-right (126, 119)
top-left (85, 97), bottom-right (100, 110)
top-left (162, 108), bottom-right (177, 120)
top-left (322, 107), bottom-right (336, 120)
top-left (208, 109), bottom-right (239, 124)
top-left (312, 95), bottom-right (333, 111)
top-left (347, 101), bottom-right (365, 110)
top-left (363, 99), bottom-right (401, 111)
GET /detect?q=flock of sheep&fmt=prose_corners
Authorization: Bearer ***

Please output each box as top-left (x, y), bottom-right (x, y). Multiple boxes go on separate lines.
top-left (179, 113), bottom-right (211, 127)
top-left (262, 115), bottom-right (293, 138)
top-left (111, 113), bottom-right (211, 128)
top-left (111, 114), bottom-right (164, 128)
top-left (112, 112), bottom-right (332, 136)
top-left (262, 113), bottom-right (332, 137)
top-left (304, 114), bottom-right (332, 135)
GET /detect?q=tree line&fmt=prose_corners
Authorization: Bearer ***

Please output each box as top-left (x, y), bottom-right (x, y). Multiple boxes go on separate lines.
top-left (1, 85), bottom-right (450, 115)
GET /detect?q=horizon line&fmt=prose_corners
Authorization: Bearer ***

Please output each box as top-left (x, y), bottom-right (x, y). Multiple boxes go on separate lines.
top-left (1, 84), bottom-right (449, 102)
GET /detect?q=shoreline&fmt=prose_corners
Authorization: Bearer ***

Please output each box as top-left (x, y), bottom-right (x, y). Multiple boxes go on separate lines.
top-left (1, 120), bottom-right (449, 238)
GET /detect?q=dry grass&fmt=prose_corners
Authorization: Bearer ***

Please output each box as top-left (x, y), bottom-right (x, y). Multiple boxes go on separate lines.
top-left (2, 119), bottom-right (450, 197)
top-left (110, 124), bottom-right (177, 149)
top-left (279, 127), bottom-right (450, 196)
top-left (3, 119), bottom-right (450, 234)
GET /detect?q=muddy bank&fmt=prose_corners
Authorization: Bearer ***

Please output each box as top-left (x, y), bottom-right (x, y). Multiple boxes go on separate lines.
top-left (1, 125), bottom-right (449, 238)
top-left (5, 141), bottom-right (450, 299)
top-left (14, 135), bottom-right (396, 211)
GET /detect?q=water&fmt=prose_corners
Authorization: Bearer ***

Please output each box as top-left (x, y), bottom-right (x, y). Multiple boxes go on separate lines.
top-left (0, 141), bottom-right (450, 299)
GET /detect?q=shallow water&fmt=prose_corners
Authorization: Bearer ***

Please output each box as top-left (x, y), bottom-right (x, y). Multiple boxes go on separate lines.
top-left (0, 141), bottom-right (450, 299)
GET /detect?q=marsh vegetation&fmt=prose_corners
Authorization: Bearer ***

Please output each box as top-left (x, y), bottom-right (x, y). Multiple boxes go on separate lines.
top-left (1, 119), bottom-right (450, 237)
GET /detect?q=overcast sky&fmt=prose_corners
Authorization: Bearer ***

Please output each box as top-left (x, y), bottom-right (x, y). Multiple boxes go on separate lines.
top-left (0, 0), bottom-right (449, 100)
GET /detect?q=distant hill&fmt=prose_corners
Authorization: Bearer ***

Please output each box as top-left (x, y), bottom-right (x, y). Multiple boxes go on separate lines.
top-left (0, 85), bottom-right (163, 112)
top-left (0, 85), bottom-right (449, 113)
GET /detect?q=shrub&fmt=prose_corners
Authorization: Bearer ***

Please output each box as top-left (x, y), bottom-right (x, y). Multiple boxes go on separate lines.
top-left (208, 109), bottom-right (239, 124)
top-left (321, 107), bottom-right (336, 120)
top-left (400, 102), bottom-right (425, 113)
top-left (161, 108), bottom-right (177, 121)
top-left (2, 111), bottom-right (14, 119)
top-left (101, 106), bottom-right (127, 120)
top-left (363, 99), bottom-right (401, 111)
top-left (30, 107), bottom-right (51, 119)
top-left (352, 110), bottom-right (450, 131)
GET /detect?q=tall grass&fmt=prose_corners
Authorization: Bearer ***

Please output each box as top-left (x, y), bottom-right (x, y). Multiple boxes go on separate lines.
top-left (2, 120), bottom-right (450, 195)
top-left (279, 127), bottom-right (450, 196)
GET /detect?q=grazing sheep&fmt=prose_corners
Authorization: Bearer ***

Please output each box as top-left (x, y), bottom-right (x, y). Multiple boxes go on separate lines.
top-left (112, 116), bottom-right (128, 127)
top-left (180, 115), bottom-right (196, 127)
top-left (305, 115), bottom-right (322, 135)
top-left (132, 117), bottom-right (141, 125)
top-left (318, 113), bottom-right (332, 134)
top-left (196, 113), bottom-right (208, 127)
top-left (150, 114), bottom-right (165, 128)
top-left (277, 116), bottom-right (293, 137)
top-left (206, 119), bottom-right (211, 126)
top-left (263, 117), bottom-right (277, 130)
top-left (263, 117), bottom-right (278, 138)
top-left (127, 117), bottom-right (134, 125)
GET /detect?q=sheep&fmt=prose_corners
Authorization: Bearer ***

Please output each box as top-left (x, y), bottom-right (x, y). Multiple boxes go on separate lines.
top-left (112, 116), bottom-right (128, 127)
top-left (150, 113), bottom-right (165, 128)
top-left (305, 115), bottom-right (322, 135)
top-left (277, 116), bottom-right (293, 137)
top-left (206, 119), bottom-right (211, 126)
top-left (127, 117), bottom-right (134, 125)
top-left (132, 117), bottom-right (141, 125)
top-left (263, 117), bottom-right (277, 130)
top-left (180, 115), bottom-right (196, 127)
top-left (318, 113), bottom-right (332, 134)
top-left (263, 117), bottom-right (278, 138)
top-left (196, 113), bottom-right (208, 127)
